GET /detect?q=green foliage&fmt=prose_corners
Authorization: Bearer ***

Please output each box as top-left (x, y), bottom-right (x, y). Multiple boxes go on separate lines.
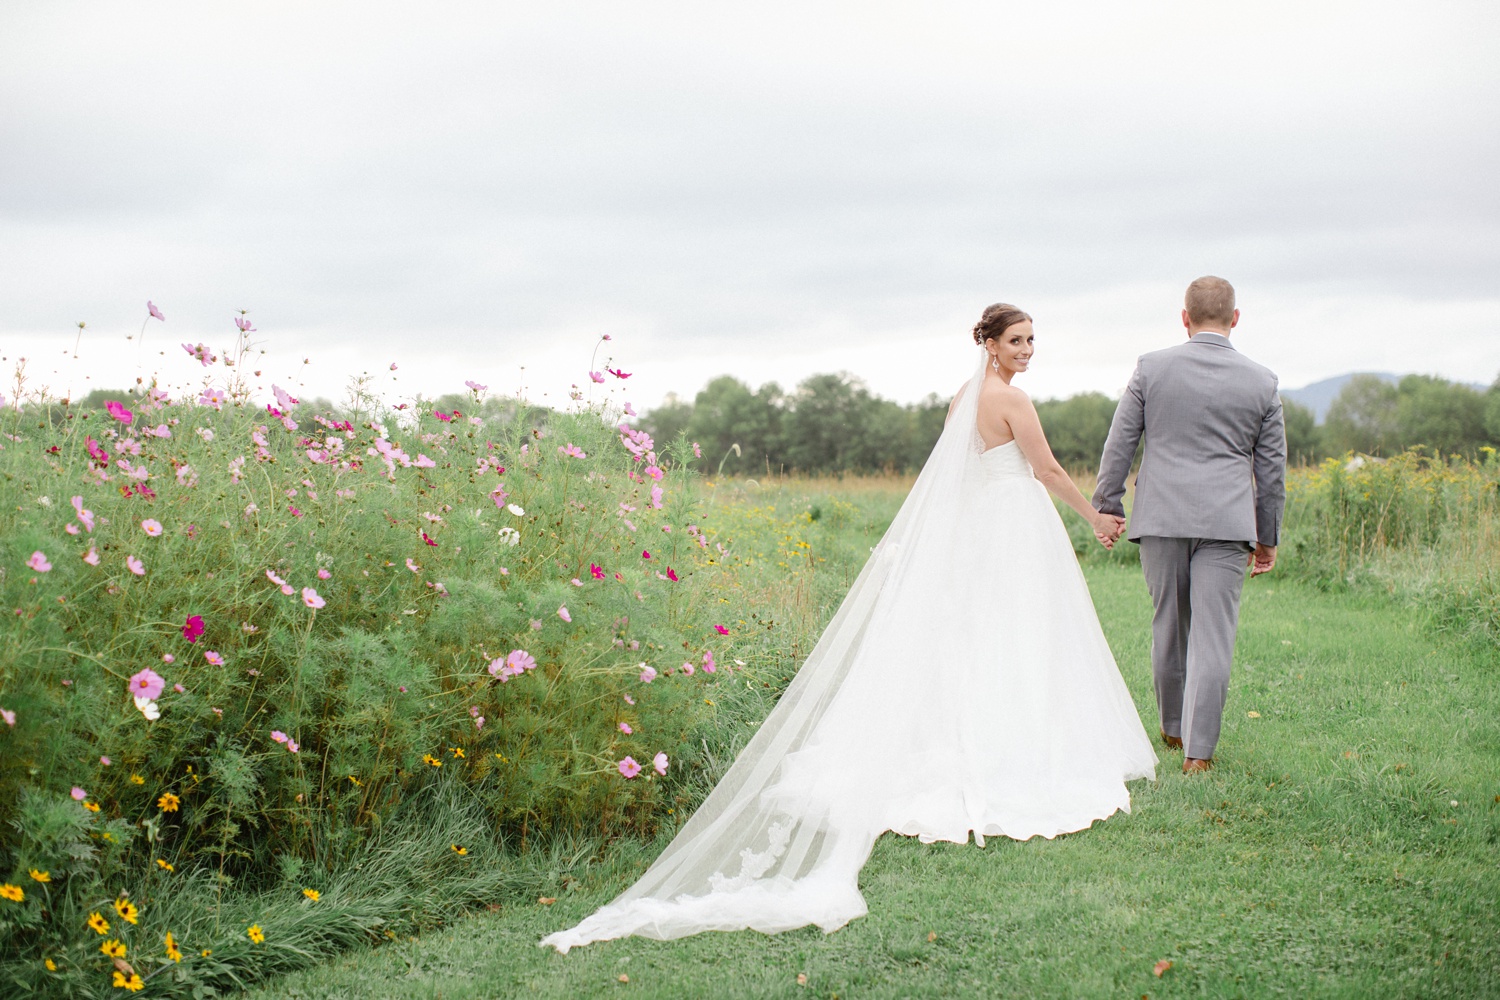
top-left (1324, 372), bottom-right (1500, 458)
top-left (1281, 397), bottom-right (1320, 466)
top-left (1033, 391), bottom-right (1117, 469)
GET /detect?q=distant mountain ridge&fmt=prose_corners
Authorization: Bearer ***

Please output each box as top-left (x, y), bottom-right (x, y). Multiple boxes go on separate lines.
top-left (1281, 372), bottom-right (1490, 424)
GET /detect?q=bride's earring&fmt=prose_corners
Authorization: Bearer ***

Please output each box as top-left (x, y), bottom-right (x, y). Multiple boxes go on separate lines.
top-left (990, 352), bottom-right (1000, 372)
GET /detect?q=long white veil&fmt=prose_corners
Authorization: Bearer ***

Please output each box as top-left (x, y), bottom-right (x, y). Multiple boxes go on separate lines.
top-left (540, 348), bottom-right (999, 951)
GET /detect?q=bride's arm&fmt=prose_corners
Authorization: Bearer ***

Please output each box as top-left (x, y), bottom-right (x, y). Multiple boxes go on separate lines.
top-left (1002, 392), bottom-right (1123, 541)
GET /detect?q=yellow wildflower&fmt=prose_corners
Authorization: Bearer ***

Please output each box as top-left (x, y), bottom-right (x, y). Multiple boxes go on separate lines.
top-left (113, 897), bottom-right (139, 924)
top-left (165, 931), bottom-right (182, 962)
top-left (100, 939), bottom-right (126, 959)
top-left (0, 884), bottom-right (23, 902)
top-left (130, 774), bottom-right (144, 785)
top-left (29, 869), bottom-right (50, 883)
top-left (451, 844), bottom-right (468, 855)
top-left (44, 958), bottom-right (56, 971)
top-left (422, 754), bottom-right (443, 768)
top-left (302, 888), bottom-right (320, 901)
top-left (83, 800), bottom-right (100, 812)
top-left (157, 792), bottom-right (181, 812)
top-left (200, 949), bottom-right (212, 958)
top-left (347, 775), bottom-right (362, 787)
top-left (87, 911), bottom-right (109, 934)
top-left (156, 859), bottom-right (174, 872)
top-left (112, 970), bottom-right (145, 991)
top-left (450, 746), bottom-right (465, 758)
top-left (247, 923), bottom-right (265, 943)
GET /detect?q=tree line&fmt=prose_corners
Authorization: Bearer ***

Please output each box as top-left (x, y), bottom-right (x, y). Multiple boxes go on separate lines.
top-left (641, 371), bottom-right (1500, 475)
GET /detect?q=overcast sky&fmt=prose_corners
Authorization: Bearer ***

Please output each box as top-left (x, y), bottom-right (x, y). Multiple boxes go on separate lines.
top-left (2, 1), bottom-right (1496, 415)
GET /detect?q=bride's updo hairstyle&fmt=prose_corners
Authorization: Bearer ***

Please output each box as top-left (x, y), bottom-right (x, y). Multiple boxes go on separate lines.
top-left (971, 303), bottom-right (1033, 345)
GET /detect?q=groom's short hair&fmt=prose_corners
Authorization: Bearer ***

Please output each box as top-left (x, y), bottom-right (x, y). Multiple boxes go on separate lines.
top-left (1185, 276), bottom-right (1236, 327)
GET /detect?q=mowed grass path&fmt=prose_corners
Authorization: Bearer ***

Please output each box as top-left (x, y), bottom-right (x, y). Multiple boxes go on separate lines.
top-left (244, 566), bottom-right (1500, 999)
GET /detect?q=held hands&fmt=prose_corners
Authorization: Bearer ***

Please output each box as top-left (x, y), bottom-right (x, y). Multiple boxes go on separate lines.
top-left (1090, 511), bottom-right (1127, 549)
top-left (1249, 544), bottom-right (1277, 577)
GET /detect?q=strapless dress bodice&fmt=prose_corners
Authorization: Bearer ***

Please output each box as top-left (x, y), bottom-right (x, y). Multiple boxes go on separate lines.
top-left (974, 439), bottom-right (1035, 480)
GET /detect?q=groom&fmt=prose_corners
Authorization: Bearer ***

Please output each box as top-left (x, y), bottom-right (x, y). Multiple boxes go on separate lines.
top-left (1092, 276), bottom-right (1287, 774)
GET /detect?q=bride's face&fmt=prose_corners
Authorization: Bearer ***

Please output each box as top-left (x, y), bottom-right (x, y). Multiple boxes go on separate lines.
top-left (988, 320), bottom-right (1035, 375)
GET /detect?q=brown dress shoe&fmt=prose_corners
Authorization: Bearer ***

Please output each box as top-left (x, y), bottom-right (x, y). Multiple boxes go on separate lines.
top-left (1161, 730), bottom-right (1183, 750)
top-left (1182, 757), bottom-right (1213, 774)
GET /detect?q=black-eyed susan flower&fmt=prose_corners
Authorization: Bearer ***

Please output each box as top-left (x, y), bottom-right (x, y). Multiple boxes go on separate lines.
top-left (0, 884), bottom-right (23, 902)
top-left (157, 792), bottom-right (180, 812)
top-left (87, 911), bottom-right (109, 934)
top-left (165, 931), bottom-right (182, 962)
top-left (113, 898), bottom-right (139, 924)
top-left (99, 939), bottom-right (126, 959)
top-left (200, 948), bottom-right (212, 958)
top-left (302, 888), bottom-right (320, 901)
top-left (28, 869), bottom-right (50, 883)
top-left (130, 774), bottom-right (145, 785)
top-left (83, 800), bottom-right (100, 812)
top-left (422, 754), bottom-right (442, 768)
top-left (450, 746), bottom-right (465, 758)
top-left (112, 970), bottom-right (144, 991)
top-left (451, 845), bottom-right (468, 855)
top-left (247, 923), bottom-right (265, 944)
top-left (156, 859), bottom-right (174, 872)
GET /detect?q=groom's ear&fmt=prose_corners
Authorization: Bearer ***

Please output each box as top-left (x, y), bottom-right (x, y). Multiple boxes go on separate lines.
top-left (1230, 308), bottom-right (1240, 329)
top-left (1181, 309), bottom-right (1192, 333)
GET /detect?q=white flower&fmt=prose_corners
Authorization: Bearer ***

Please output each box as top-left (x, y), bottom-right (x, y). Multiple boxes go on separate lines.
top-left (133, 696), bottom-right (161, 721)
top-left (507, 503), bottom-right (525, 517)
top-left (497, 526), bottom-right (520, 546)
top-left (196, 427), bottom-right (214, 442)
top-left (38, 496), bottom-right (52, 507)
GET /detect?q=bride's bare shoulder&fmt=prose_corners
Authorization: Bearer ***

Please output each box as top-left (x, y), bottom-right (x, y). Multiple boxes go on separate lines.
top-left (979, 378), bottom-right (1029, 410)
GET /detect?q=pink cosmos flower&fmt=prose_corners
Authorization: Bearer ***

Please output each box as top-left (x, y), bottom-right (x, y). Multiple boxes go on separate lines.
top-left (271, 730), bottom-right (288, 743)
top-left (666, 567), bottom-right (678, 582)
top-left (106, 400), bottom-right (134, 425)
top-left (570, 578), bottom-right (583, 587)
top-left (101, 756), bottom-right (112, 765)
top-left (607, 367), bottom-right (631, 379)
top-left (173, 684), bottom-right (185, 693)
top-left (465, 380), bottom-right (487, 392)
top-left (692, 442), bottom-right (702, 458)
top-left (183, 616), bottom-right (205, 643)
top-left (681, 661), bottom-right (695, 676)
top-left (126, 555), bottom-right (145, 576)
top-left (406, 558), bottom-right (421, 574)
top-left (183, 342), bottom-right (216, 366)
top-left (623, 693), bottom-right (635, 705)
top-left (638, 664), bottom-right (657, 683)
top-left (702, 651), bottom-right (716, 673)
top-left (615, 572), bottom-right (624, 581)
top-left (83, 547), bottom-right (100, 566)
top-left (235, 315), bottom-right (255, 333)
top-left (162, 654), bottom-right (175, 663)
top-left (0, 707), bottom-right (15, 727)
top-left (198, 387), bottom-right (225, 409)
top-left (85, 436), bottom-right (109, 464)
top-left (618, 721), bottom-right (633, 734)
top-left (421, 531), bottom-right (438, 547)
top-left (623, 401), bottom-right (637, 417)
top-left (280, 584), bottom-right (294, 596)
top-left (644, 465), bottom-right (664, 482)
top-left (26, 551), bottom-right (51, 573)
top-left (266, 570), bottom-right (288, 587)
top-left (589, 371), bottom-right (606, 384)
top-left (617, 756), bottom-right (641, 778)
top-left (715, 625), bottom-right (730, 635)
top-left (147, 301), bottom-right (165, 321)
top-left (557, 605), bottom-right (571, 623)
top-left (301, 587), bottom-right (325, 609)
top-left (286, 740), bottom-right (300, 753)
top-left (204, 650), bottom-right (224, 666)
top-left (414, 454), bottom-right (436, 468)
top-left (389, 362), bottom-right (398, 370)
top-left (650, 485), bottom-right (663, 509)
top-left (653, 752), bottom-right (668, 776)
top-left (71, 787), bottom-right (87, 801)
top-left (641, 550), bottom-right (651, 560)
top-left (72, 496), bottom-right (95, 532)
top-left (129, 668), bottom-right (165, 700)
top-left (590, 563), bottom-right (605, 580)
top-left (509, 649), bottom-right (537, 673)
top-left (317, 568), bottom-right (331, 580)
top-left (141, 519), bottom-right (163, 536)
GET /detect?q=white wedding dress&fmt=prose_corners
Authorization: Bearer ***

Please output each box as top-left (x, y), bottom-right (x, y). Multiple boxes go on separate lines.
top-left (541, 350), bottom-right (1157, 953)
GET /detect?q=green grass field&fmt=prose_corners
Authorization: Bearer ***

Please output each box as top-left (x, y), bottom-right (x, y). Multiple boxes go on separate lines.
top-left (241, 480), bottom-right (1500, 999)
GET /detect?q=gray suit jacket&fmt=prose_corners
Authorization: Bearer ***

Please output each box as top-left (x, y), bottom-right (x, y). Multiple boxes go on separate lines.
top-left (1092, 332), bottom-right (1286, 547)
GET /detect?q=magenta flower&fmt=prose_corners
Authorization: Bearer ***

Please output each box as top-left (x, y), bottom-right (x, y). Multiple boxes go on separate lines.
top-left (666, 567), bottom-right (678, 582)
top-left (71, 786), bottom-right (86, 801)
top-left (105, 400), bottom-right (134, 425)
top-left (85, 436), bottom-right (109, 464)
top-left (83, 547), bottom-right (100, 566)
top-left (183, 616), bottom-right (205, 643)
top-left (590, 563), bottom-right (604, 580)
top-left (714, 624), bottom-right (729, 635)
top-left (653, 752), bottom-right (668, 776)
top-left (589, 371), bottom-right (606, 384)
top-left (606, 367), bottom-right (631, 379)
top-left (147, 301), bottom-right (165, 321)
top-left (128, 668), bottom-right (166, 701)
top-left (204, 650), bottom-right (224, 666)
top-left (141, 519), bottom-right (163, 537)
top-left (617, 756), bottom-right (641, 779)
top-left (557, 605), bottom-right (571, 623)
top-left (126, 555), bottom-right (145, 576)
top-left (638, 664), bottom-right (657, 683)
top-left (301, 587), bottom-right (326, 609)
top-left (618, 721), bottom-right (633, 734)
top-left (641, 550), bottom-right (651, 560)
top-left (26, 551), bottom-right (51, 573)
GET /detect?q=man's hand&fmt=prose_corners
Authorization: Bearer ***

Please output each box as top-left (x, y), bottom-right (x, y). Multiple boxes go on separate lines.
top-left (1249, 544), bottom-right (1277, 577)
top-left (1091, 512), bottom-right (1126, 549)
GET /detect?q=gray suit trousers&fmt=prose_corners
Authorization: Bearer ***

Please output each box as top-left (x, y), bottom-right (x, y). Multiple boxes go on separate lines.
top-left (1139, 537), bottom-right (1250, 760)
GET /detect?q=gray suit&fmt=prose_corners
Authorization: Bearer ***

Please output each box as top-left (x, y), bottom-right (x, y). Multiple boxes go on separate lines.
top-left (1093, 332), bottom-right (1286, 760)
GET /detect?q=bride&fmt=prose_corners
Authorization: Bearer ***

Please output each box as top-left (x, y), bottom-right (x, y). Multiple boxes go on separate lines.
top-left (542, 303), bottom-right (1158, 953)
